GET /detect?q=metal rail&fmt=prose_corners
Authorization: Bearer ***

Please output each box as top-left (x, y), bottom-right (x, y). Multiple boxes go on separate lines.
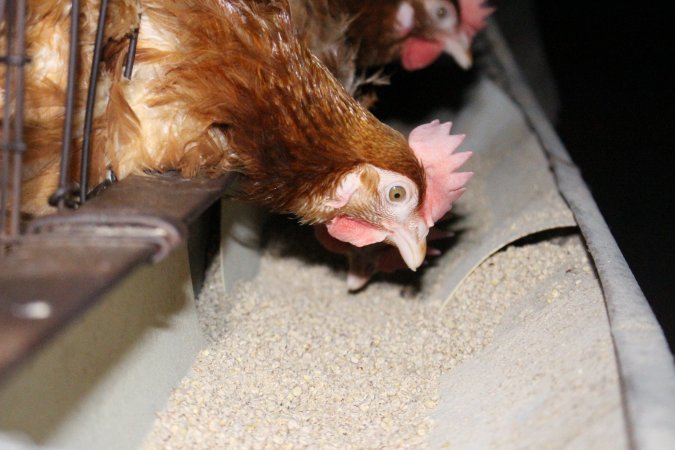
top-left (0, 172), bottom-right (235, 382)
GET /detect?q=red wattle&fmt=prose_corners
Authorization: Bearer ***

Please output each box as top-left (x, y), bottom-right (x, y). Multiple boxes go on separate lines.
top-left (326, 217), bottom-right (387, 248)
top-left (401, 38), bottom-right (445, 71)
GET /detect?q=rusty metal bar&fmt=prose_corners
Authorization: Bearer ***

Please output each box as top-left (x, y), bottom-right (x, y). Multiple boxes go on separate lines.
top-left (79, 0), bottom-right (109, 204)
top-left (1, 0), bottom-right (14, 239)
top-left (50, 0), bottom-right (81, 210)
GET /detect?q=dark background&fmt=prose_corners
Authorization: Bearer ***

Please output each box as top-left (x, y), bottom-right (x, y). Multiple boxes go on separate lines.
top-left (530, 1), bottom-right (674, 347)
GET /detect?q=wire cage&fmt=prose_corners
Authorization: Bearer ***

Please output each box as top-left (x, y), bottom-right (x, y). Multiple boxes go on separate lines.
top-left (0, 0), bottom-right (139, 247)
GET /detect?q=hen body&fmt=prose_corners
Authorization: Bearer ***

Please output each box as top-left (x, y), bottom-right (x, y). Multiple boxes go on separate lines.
top-left (2, 0), bottom-right (476, 274)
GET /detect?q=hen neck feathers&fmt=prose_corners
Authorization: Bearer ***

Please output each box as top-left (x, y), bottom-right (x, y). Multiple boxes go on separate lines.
top-left (143, 0), bottom-right (424, 219)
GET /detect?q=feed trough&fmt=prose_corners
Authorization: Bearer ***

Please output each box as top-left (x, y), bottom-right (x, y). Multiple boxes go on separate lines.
top-left (1, 13), bottom-right (673, 450)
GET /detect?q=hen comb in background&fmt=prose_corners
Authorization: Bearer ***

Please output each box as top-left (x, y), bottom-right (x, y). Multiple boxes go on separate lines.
top-left (460, 0), bottom-right (495, 38)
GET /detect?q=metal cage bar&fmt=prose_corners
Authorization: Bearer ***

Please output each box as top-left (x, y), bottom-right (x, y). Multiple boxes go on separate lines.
top-left (0, 0), bottom-right (14, 239)
top-left (50, 0), bottom-right (81, 210)
top-left (124, 27), bottom-right (139, 80)
top-left (79, 0), bottom-right (110, 204)
top-left (9, 0), bottom-right (26, 237)
top-left (0, 0), bottom-right (28, 242)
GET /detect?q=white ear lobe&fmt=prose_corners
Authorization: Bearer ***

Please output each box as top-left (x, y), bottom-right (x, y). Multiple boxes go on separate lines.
top-left (395, 2), bottom-right (415, 35)
top-left (326, 171), bottom-right (361, 209)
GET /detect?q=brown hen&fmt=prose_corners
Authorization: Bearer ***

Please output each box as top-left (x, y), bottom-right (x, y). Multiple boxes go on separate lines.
top-left (2, 0), bottom-right (472, 272)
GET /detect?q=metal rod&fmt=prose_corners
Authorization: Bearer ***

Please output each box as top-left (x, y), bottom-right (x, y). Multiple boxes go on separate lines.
top-left (50, 0), bottom-right (81, 210)
top-left (123, 27), bottom-right (138, 80)
top-left (9, 0), bottom-right (27, 236)
top-left (79, 0), bottom-right (109, 204)
top-left (1, 0), bottom-right (15, 238)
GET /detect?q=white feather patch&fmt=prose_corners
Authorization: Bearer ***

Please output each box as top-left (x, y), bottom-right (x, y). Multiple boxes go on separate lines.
top-left (395, 2), bottom-right (415, 35)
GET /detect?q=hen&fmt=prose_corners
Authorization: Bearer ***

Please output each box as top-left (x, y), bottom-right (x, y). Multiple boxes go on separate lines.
top-left (287, 1), bottom-right (480, 287)
top-left (2, 0), bottom-right (473, 273)
top-left (335, 0), bottom-right (494, 71)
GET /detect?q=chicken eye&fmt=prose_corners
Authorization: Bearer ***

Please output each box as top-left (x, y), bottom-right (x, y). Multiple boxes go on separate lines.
top-left (436, 6), bottom-right (448, 19)
top-left (388, 186), bottom-right (407, 202)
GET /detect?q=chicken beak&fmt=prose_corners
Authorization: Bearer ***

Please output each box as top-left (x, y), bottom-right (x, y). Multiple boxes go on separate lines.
top-left (443, 34), bottom-right (473, 69)
top-left (387, 221), bottom-right (428, 271)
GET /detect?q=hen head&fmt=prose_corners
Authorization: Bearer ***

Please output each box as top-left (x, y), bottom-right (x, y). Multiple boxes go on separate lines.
top-left (320, 120), bottom-right (472, 271)
top-left (395, 0), bottom-right (494, 70)
top-left (323, 164), bottom-right (428, 270)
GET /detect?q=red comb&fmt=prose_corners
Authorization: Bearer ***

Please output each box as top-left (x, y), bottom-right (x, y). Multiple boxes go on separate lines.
top-left (409, 120), bottom-right (473, 227)
top-left (459, 0), bottom-right (495, 38)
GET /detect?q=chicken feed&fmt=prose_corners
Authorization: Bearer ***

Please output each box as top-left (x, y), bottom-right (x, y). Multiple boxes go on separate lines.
top-left (143, 216), bottom-right (624, 449)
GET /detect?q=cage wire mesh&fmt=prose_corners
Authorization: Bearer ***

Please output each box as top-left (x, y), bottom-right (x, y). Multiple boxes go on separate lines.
top-left (0, 0), bottom-right (138, 249)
